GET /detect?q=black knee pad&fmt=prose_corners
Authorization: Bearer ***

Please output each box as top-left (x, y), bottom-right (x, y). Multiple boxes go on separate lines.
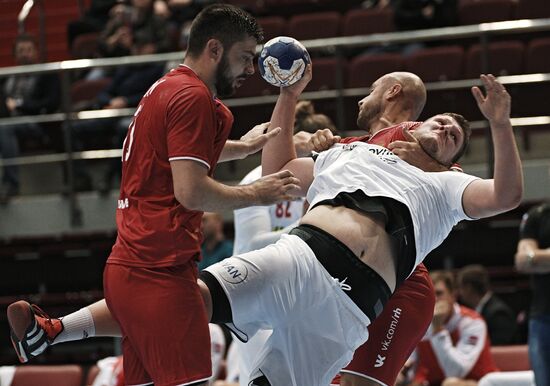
top-left (249, 375), bottom-right (271, 386)
top-left (199, 270), bottom-right (233, 324)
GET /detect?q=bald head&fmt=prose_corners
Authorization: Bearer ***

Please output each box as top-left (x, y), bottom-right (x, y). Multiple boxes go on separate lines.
top-left (383, 72), bottom-right (426, 120)
top-left (356, 71), bottom-right (426, 133)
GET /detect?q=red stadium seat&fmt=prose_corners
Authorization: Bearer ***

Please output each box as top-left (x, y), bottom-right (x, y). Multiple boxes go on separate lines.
top-left (233, 70), bottom-right (276, 98)
top-left (341, 7), bottom-right (395, 36)
top-left (11, 365), bottom-right (83, 386)
top-left (515, 0), bottom-right (550, 19)
top-left (70, 78), bottom-right (112, 110)
top-left (71, 32), bottom-right (99, 59)
top-left (258, 16), bottom-right (287, 41)
top-left (306, 57), bottom-right (345, 91)
top-left (526, 37), bottom-right (550, 73)
top-left (514, 38), bottom-right (550, 117)
top-left (288, 11), bottom-right (341, 40)
top-left (490, 345), bottom-right (531, 371)
top-left (405, 45), bottom-right (464, 82)
top-left (465, 40), bottom-right (525, 78)
top-left (458, 0), bottom-right (516, 25)
top-left (347, 53), bottom-right (405, 88)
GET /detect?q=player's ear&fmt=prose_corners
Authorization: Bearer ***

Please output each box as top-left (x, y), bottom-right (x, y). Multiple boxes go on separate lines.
top-left (387, 84), bottom-right (402, 100)
top-left (206, 39), bottom-right (224, 63)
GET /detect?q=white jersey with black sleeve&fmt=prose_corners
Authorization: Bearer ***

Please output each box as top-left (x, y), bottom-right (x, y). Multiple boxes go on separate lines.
top-left (308, 142), bottom-right (480, 271)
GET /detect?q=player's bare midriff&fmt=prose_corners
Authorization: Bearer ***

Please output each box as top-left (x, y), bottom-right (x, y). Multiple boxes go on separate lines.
top-left (301, 204), bottom-right (397, 292)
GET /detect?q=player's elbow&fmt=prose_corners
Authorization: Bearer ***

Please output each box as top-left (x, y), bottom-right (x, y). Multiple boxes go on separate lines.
top-left (501, 186), bottom-right (523, 212)
top-left (174, 188), bottom-right (203, 211)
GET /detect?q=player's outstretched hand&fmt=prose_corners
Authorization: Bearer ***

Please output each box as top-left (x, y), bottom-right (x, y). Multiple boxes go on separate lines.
top-left (472, 74), bottom-right (511, 127)
top-left (388, 127), bottom-right (448, 171)
top-left (240, 122), bottom-right (282, 156)
top-left (252, 170), bottom-right (301, 204)
top-left (309, 128), bottom-right (341, 152)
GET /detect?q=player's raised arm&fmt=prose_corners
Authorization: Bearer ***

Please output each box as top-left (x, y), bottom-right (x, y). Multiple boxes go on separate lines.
top-left (462, 74), bottom-right (523, 219)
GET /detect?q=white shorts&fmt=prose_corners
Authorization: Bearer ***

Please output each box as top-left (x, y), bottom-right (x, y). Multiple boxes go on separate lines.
top-left (204, 234), bottom-right (371, 386)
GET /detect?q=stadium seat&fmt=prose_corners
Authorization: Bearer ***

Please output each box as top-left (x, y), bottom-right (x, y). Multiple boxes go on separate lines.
top-left (288, 11), bottom-right (341, 40)
top-left (515, 0), bottom-right (550, 19)
top-left (232, 67), bottom-right (276, 98)
top-left (347, 53), bottom-right (405, 88)
top-left (258, 16), bottom-right (287, 41)
top-left (514, 38), bottom-right (550, 117)
top-left (70, 78), bottom-right (112, 110)
top-left (306, 57), bottom-right (345, 91)
top-left (224, 0), bottom-right (265, 15)
top-left (71, 32), bottom-right (99, 59)
top-left (490, 345), bottom-right (531, 371)
top-left (458, 0), bottom-right (516, 25)
top-left (465, 40), bottom-right (525, 78)
top-left (526, 37), bottom-right (550, 73)
top-left (405, 45), bottom-right (464, 82)
top-left (341, 7), bottom-right (395, 36)
top-left (10, 365), bottom-right (83, 386)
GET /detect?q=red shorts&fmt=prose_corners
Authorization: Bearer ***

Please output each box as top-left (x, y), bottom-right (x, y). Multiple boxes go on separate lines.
top-left (339, 264), bottom-right (435, 386)
top-left (104, 261), bottom-right (211, 386)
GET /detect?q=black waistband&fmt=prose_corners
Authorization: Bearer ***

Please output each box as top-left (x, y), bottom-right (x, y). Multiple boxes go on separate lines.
top-left (289, 224), bottom-right (392, 321)
top-left (315, 190), bottom-right (416, 287)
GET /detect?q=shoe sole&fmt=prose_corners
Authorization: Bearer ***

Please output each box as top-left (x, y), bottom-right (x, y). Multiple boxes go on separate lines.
top-left (7, 301), bottom-right (32, 363)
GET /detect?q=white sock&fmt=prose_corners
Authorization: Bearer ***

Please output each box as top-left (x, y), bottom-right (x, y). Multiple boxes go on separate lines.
top-left (52, 307), bottom-right (96, 344)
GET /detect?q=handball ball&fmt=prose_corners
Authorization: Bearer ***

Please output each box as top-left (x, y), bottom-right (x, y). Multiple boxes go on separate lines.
top-left (259, 36), bottom-right (310, 87)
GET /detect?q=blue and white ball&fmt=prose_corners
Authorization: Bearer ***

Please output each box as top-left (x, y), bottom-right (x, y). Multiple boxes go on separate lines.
top-left (259, 36), bottom-right (310, 87)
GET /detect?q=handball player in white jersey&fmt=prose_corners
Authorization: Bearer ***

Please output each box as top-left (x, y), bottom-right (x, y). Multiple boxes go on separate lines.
top-left (199, 67), bottom-right (523, 386)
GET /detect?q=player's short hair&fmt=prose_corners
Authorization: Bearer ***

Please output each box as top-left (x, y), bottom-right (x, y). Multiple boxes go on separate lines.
top-left (186, 4), bottom-right (263, 57)
top-left (457, 264), bottom-right (490, 295)
top-left (431, 270), bottom-right (456, 293)
top-left (442, 112), bottom-right (471, 163)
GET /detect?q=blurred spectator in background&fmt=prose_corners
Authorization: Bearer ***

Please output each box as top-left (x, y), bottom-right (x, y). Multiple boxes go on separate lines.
top-left (72, 29), bottom-right (165, 192)
top-left (411, 270), bottom-right (498, 386)
top-left (98, 0), bottom-right (172, 59)
top-left (0, 34), bottom-right (60, 203)
top-left (393, 0), bottom-right (458, 32)
top-left (198, 212), bottom-right (234, 271)
top-left (363, 0), bottom-right (458, 56)
top-left (516, 203), bottom-right (550, 386)
top-left (457, 264), bottom-right (518, 346)
top-left (67, 0), bottom-right (117, 50)
top-left (294, 100), bottom-right (336, 134)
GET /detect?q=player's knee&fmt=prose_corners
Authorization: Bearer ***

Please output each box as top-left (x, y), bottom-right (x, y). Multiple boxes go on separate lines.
top-left (340, 373), bottom-right (383, 386)
top-left (249, 375), bottom-right (272, 386)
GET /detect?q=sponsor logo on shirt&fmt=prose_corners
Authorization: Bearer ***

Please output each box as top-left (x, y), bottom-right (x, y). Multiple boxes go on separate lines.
top-left (117, 198), bottom-right (129, 209)
top-left (219, 259), bottom-right (248, 284)
top-left (342, 143), bottom-right (397, 164)
top-left (367, 147), bottom-right (398, 165)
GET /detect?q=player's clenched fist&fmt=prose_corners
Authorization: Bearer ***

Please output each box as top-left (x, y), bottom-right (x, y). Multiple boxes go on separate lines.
top-left (309, 128), bottom-right (341, 152)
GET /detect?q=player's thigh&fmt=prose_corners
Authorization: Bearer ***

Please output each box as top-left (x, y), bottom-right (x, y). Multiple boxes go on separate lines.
top-left (104, 262), bottom-right (212, 385)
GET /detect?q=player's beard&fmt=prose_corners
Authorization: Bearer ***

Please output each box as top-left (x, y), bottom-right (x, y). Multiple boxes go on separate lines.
top-left (417, 135), bottom-right (439, 161)
top-left (356, 100), bottom-right (381, 130)
top-left (215, 54), bottom-right (237, 98)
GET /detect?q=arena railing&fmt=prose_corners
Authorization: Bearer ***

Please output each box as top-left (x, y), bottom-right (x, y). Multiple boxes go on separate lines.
top-left (1, 18), bottom-right (550, 225)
